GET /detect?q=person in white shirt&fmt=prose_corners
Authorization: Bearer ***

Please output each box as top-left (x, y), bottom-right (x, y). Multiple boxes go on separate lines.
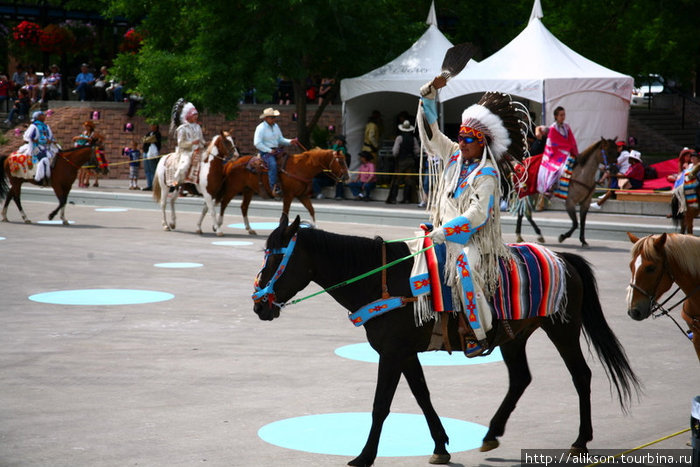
top-left (253, 107), bottom-right (298, 197)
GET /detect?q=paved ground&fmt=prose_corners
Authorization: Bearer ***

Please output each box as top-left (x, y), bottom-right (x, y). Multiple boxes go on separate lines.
top-left (0, 186), bottom-right (698, 467)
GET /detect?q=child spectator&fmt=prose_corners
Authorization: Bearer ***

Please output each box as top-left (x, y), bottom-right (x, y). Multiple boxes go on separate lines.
top-left (347, 151), bottom-right (376, 201)
top-left (123, 123), bottom-right (141, 190)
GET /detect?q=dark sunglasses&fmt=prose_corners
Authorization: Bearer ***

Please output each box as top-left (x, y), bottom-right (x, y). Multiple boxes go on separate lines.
top-left (458, 135), bottom-right (478, 144)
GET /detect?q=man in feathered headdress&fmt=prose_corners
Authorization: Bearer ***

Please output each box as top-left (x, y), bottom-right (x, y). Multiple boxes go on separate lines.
top-left (170, 99), bottom-right (205, 185)
top-left (417, 75), bottom-right (530, 356)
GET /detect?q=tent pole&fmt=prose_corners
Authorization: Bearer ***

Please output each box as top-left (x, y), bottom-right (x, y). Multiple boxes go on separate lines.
top-left (541, 81), bottom-right (546, 125)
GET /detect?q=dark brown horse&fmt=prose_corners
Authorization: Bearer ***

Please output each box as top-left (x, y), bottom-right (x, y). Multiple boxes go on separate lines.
top-left (214, 148), bottom-right (349, 235)
top-left (0, 144), bottom-right (106, 224)
top-left (253, 214), bottom-right (640, 466)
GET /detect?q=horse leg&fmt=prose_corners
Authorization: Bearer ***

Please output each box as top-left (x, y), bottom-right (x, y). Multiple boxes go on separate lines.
top-left (297, 195), bottom-right (317, 225)
top-left (349, 354), bottom-right (403, 467)
top-left (481, 332), bottom-right (535, 452)
top-left (401, 355), bottom-right (450, 464)
top-left (168, 188), bottom-right (177, 230)
top-left (4, 183), bottom-right (31, 223)
top-left (524, 210), bottom-right (545, 243)
top-left (558, 201), bottom-right (579, 244)
top-left (578, 204), bottom-right (590, 248)
top-left (540, 320), bottom-right (593, 452)
top-left (206, 195), bottom-right (223, 236)
top-left (515, 213), bottom-right (524, 243)
top-left (196, 203), bottom-right (207, 235)
top-left (48, 191), bottom-right (68, 224)
top-left (240, 190), bottom-right (257, 235)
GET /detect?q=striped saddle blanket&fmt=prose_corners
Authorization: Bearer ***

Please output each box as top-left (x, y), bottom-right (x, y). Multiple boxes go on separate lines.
top-left (409, 241), bottom-right (566, 321)
top-left (553, 155), bottom-right (576, 200)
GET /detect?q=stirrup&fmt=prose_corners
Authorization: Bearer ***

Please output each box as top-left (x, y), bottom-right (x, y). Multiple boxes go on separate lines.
top-left (465, 338), bottom-right (492, 358)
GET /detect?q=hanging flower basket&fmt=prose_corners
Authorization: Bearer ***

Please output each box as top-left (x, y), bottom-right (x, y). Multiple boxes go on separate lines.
top-left (12, 21), bottom-right (41, 48)
top-left (119, 28), bottom-right (144, 53)
top-left (39, 24), bottom-right (75, 55)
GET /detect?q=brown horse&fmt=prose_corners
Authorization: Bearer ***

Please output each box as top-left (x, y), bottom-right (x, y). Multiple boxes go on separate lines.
top-left (670, 174), bottom-right (699, 235)
top-left (152, 131), bottom-right (237, 235)
top-left (515, 138), bottom-right (618, 247)
top-left (214, 148), bottom-right (349, 235)
top-left (627, 232), bottom-right (700, 362)
top-left (0, 144), bottom-right (106, 224)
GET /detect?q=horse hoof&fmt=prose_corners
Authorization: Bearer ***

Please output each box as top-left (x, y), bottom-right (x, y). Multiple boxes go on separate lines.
top-left (480, 439), bottom-right (499, 452)
top-left (515, 235), bottom-right (524, 243)
top-left (429, 453), bottom-right (451, 464)
top-left (62, 220), bottom-right (69, 226)
top-left (24, 219), bottom-right (32, 224)
top-left (216, 231), bottom-right (224, 237)
top-left (569, 445), bottom-right (588, 455)
top-left (558, 234), bottom-right (566, 243)
top-left (1, 218), bottom-right (7, 222)
top-left (537, 235), bottom-right (545, 244)
top-left (169, 224), bottom-right (175, 230)
top-left (195, 229), bottom-right (203, 234)
top-left (581, 242), bottom-right (590, 249)
top-left (248, 230), bottom-right (258, 236)
top-left (163, 225), bottom-right (171, 231)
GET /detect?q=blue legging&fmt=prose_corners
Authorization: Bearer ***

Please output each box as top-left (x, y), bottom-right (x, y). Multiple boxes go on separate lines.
top-left (261, 152), bottom-right (277, 187)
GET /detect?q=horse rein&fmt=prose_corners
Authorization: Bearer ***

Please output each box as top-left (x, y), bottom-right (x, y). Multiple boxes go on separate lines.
top-left (629, 251), bottom-right (697, 340)
top-left (322, 152), bottom-right (348, 183)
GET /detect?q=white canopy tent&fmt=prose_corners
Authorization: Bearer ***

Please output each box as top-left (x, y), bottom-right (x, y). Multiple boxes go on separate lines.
top-left (340, 2), bottom-right (478, 165)
top-left (443, 0), bottom-right (634, 149)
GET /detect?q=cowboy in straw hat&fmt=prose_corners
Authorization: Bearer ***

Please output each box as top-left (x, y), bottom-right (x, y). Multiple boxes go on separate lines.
top-left (416, 74), bottom-right (541, 357)
top-left (170, 99), bottom-right (206, 185)
top-left (253, 107), bottom-right (299, 197)
top-left (386, 119), bottom-right (419, 204)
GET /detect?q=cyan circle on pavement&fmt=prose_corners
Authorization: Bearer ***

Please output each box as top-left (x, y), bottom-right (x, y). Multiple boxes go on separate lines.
top-left (37, 220), bottom-right (75, 225)
top-left (28, 289), bottom-right (174, 305)
top-left (258, 412), bottom-right (487, 457)
top-left (154, 262), bottom-right (203, 268)
top-left (335, 342), bottom-right (503, 365)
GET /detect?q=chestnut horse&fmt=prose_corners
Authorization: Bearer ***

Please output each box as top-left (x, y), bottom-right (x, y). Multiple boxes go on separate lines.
top-left (212, 148), bottom-right (349, 235)
top-left (627, 232), bottom-right (700, 362)
top-left (152, 131), bottom-right (237, 235)
top-left (0, 144), bottom-right (106, 224)
top-left (514, 138), bottom-right (618, 247)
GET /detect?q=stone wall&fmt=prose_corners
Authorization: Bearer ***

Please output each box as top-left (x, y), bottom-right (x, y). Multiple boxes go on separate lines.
top-left (1, 103), bottom-right (342, 179)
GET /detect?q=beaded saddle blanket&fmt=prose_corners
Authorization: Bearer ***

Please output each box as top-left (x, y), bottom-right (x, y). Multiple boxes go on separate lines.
top-left (7, 152), bottom-right (37, 179)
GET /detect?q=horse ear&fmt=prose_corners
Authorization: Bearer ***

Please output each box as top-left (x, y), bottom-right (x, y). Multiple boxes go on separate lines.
top-left (279, 213), bottom-right (289, 230)
top-left (653, 233), bottom-right (667, 251)
top-left (627, 232), bottom-right (639, 244)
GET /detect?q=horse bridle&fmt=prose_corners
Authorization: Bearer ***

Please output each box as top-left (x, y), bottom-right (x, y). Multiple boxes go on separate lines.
top-left (322, 151), bottom-right (348, 183)
top-left (629, 250), bottom-right (699, 339)
top-left (252, 234), bottom-right (298, 308)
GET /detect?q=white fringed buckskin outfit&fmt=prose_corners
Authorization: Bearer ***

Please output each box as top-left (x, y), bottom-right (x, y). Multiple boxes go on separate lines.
top-left (417, 82), bottom-right (530, 344)
top-left (170, 100), bottom-right (205, 184)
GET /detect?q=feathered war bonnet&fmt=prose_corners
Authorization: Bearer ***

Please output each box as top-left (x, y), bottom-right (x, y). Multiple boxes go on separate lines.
top-left (460, 92), bottom-right (530, 176)
top-left (169, 98), bottom-right (198, 136)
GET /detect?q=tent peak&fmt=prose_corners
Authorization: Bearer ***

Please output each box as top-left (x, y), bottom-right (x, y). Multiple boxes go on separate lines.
top-left (426, 1), bottom-right (437, 26)
top-left (529, 0), bottom-right (543, 23)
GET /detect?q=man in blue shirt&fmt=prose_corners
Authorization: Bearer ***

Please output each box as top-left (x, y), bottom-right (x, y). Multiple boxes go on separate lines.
top-left (253, 107), bottom-right (298, 197)
top-left (74, 64), bottom-right (95, 102)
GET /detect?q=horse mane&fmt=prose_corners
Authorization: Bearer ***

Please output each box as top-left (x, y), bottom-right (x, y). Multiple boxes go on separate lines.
top-left (299, 227), bottom-right (383, 274)
top-left (576, 139), bottom-right (603, 166)
top-left (634, 234), bottom-right (700, 278)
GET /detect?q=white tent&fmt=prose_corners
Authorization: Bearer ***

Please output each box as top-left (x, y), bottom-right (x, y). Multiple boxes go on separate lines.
top-left (340, 3), bottom-right (477, 165)
top-left (443, 0), bottom-right (634, 150)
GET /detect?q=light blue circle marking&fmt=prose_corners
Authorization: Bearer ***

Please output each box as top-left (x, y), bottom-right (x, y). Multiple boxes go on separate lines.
top-left (335, 342), bottom-right (503, 366)
top-left (154, 262), bottom-right (203, 269)
top-left (0, 237), bottom-right (5, 240)
top-left (211, 240), bottom-right (254, 246)
top-left (28, 289), bottom-right (174, 305)
top-left (37, 220), bottom-right (75, 225)
top-left (258, 412), bottom-right (487, 457)
top-left (95, 208), bottom-right (128, 212)
top-left (227, 222), bottom-right (279, 230)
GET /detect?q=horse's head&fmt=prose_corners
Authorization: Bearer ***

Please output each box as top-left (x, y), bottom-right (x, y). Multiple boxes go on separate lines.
top-left (326, 150), bottom-right (350, 183)
top-left (253, 214), bottom-right (310, 321)
top-left (205, 131), bottom-right (238, 163)
top-left (598, 137), bottom-right (618, 166)
top-left (626, 232), bottom-right (674, 321)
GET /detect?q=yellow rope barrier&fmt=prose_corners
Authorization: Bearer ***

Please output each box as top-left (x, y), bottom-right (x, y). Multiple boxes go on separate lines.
top-left (584, 427), bottom-right (691, 467)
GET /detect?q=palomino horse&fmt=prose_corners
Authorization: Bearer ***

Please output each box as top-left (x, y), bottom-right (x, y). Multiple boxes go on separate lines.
top-left (253, 214), bottom-right (639, 467)
top-left (515, 138), bottom-right (618, 247)
top-left (0, 144), bottom-right (106, 224)
top-left (627, 232), bottom-right (700, 362)
top-left (214, 148), bottom-right (349, 235)
top-left (152, 131), bottom-right (237, 235)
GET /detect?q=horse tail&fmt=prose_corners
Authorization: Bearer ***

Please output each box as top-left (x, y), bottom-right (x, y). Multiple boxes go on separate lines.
top-left (0, 155), bottom-right (9, 200)
top-left (153, 174), bottom-right (162, 203)
top-left (559, 252), bottom-right (641, 411)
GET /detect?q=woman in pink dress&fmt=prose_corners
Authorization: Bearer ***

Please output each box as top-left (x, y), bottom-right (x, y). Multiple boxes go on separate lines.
top-left (536, 106), bottom-right (578, 195)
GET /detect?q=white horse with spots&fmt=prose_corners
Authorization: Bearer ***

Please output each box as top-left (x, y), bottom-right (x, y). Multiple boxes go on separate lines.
top-left (153, 131), bottom-right (238, 236)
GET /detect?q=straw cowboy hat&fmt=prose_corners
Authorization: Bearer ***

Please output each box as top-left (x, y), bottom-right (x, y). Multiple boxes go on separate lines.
top-left (398, 120), bottom-right (415, 132)
top-left (259, 108), bottom-right (281, 119)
